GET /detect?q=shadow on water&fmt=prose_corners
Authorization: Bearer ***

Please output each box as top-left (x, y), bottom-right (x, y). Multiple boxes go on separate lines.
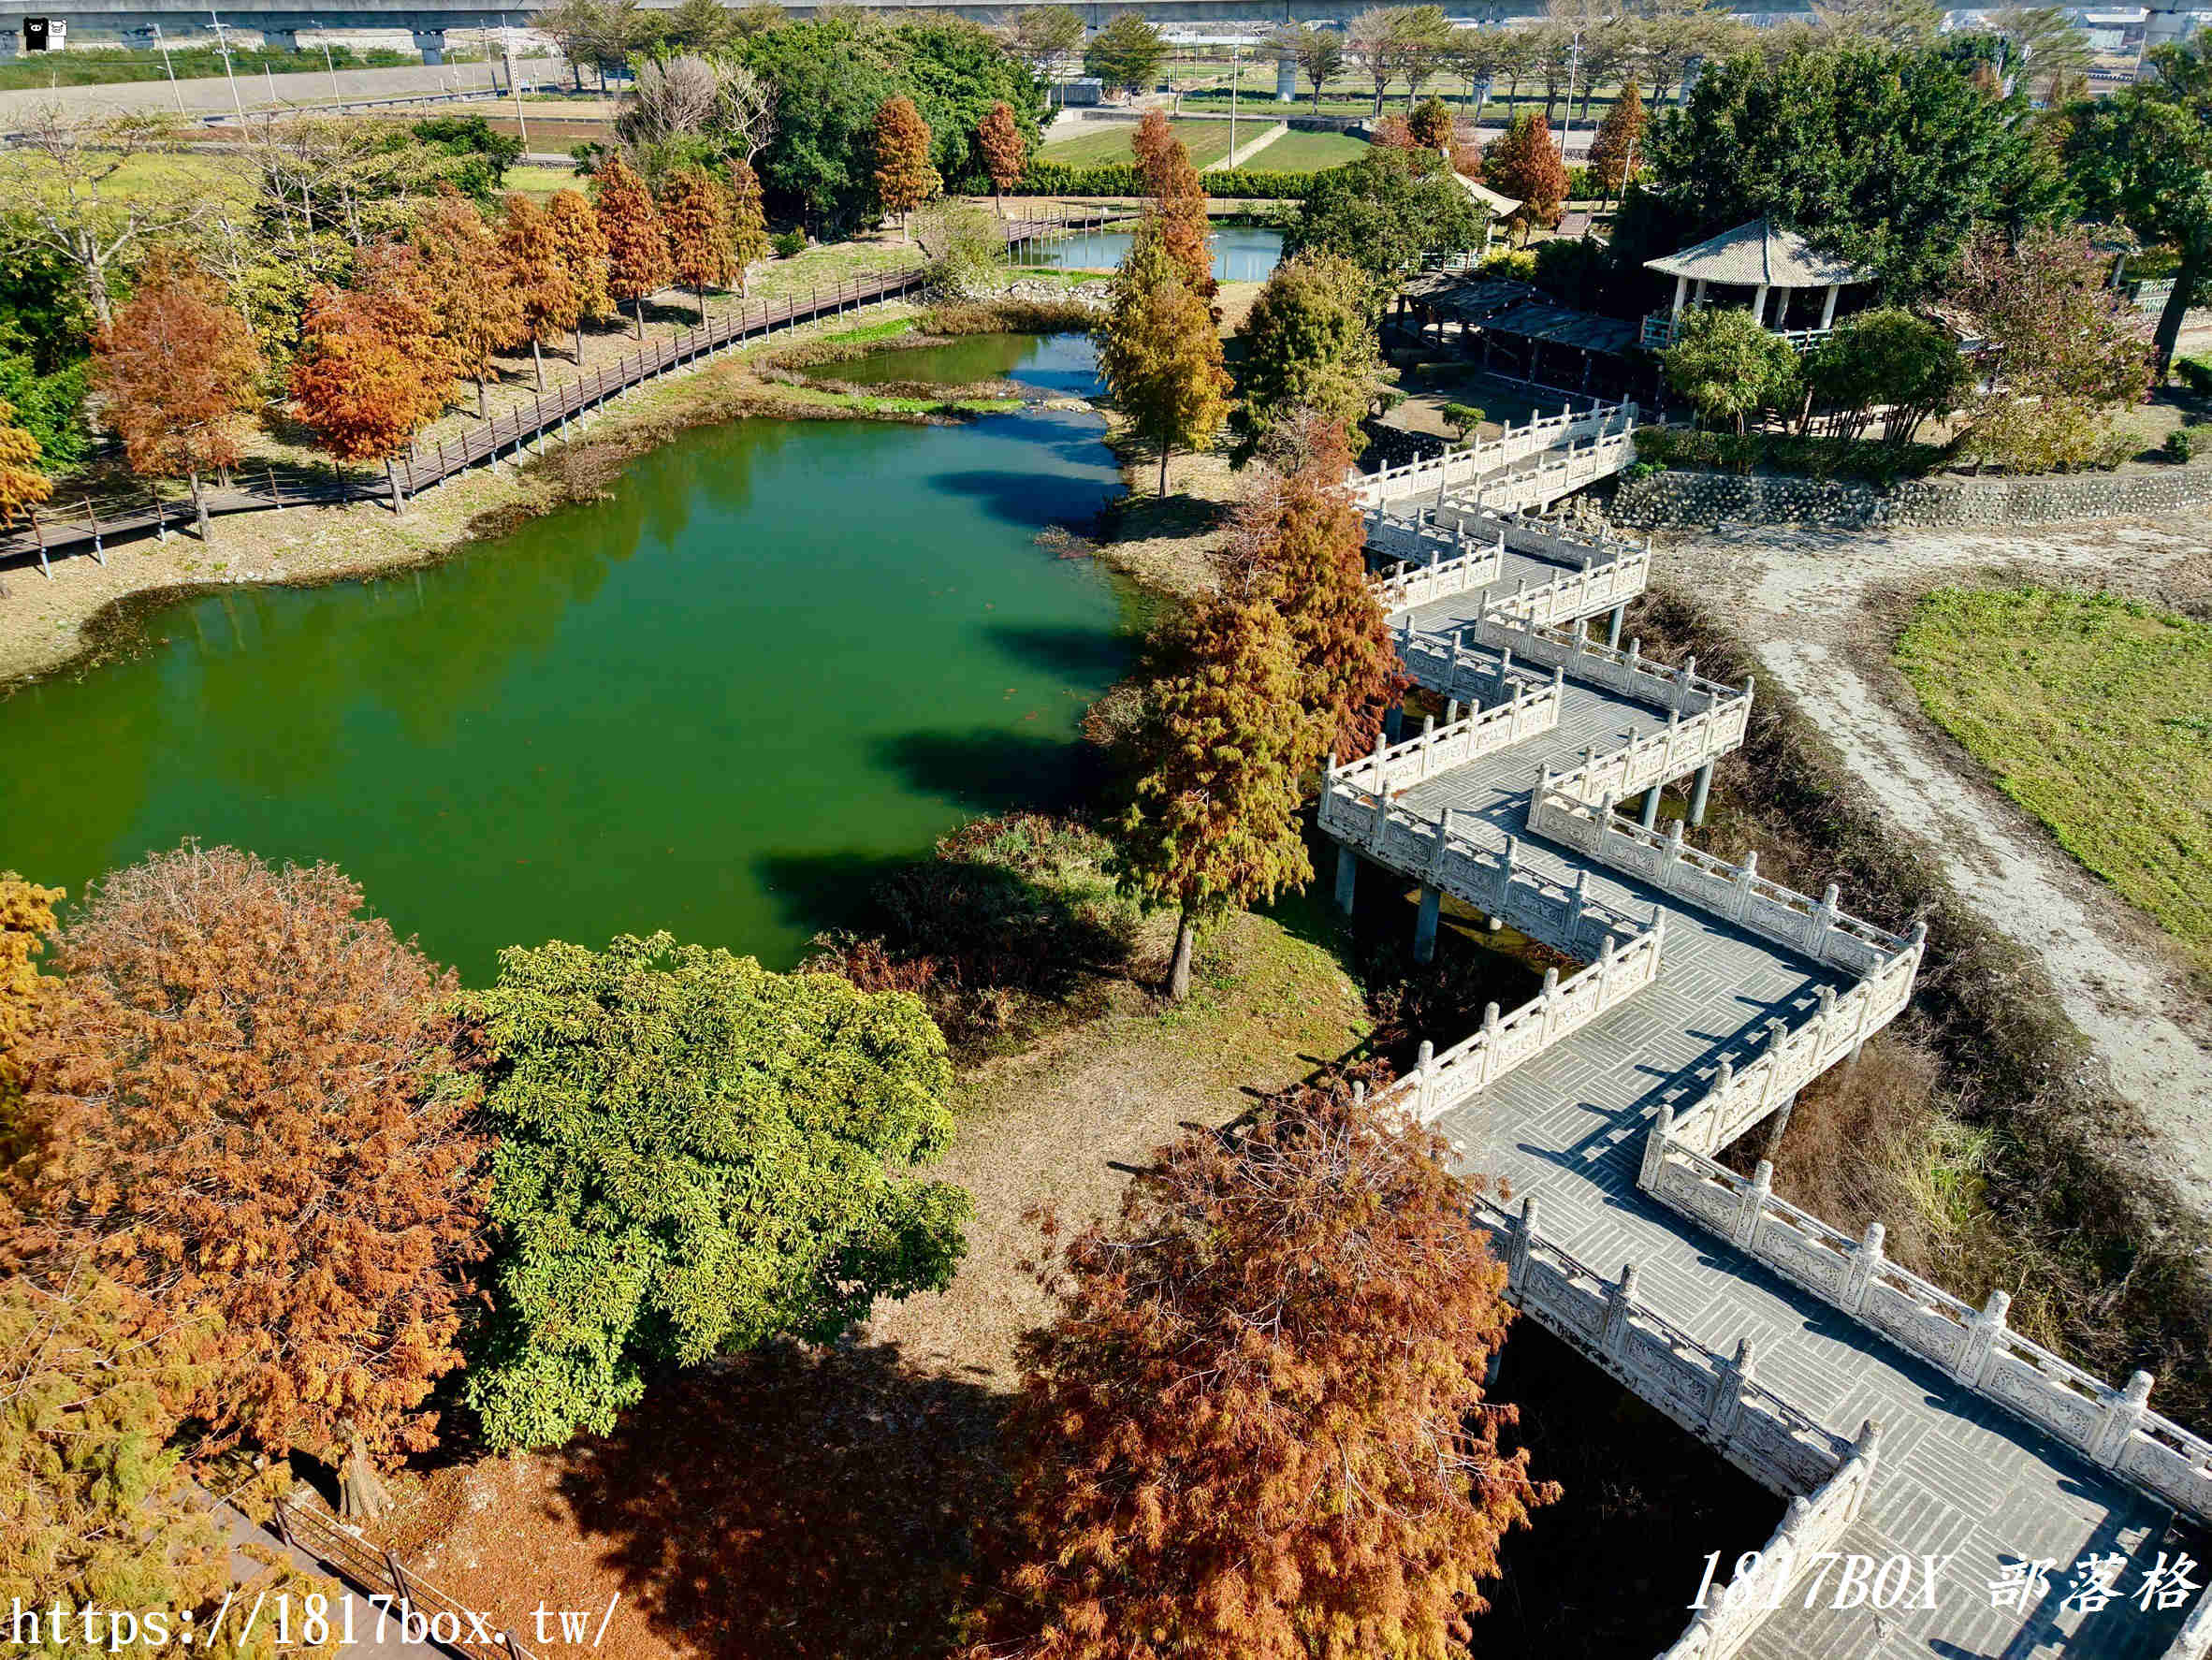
top-left (873, 725), bottom-right (1103, 818)
top-left (983, 622), bottom-right (1131, 682)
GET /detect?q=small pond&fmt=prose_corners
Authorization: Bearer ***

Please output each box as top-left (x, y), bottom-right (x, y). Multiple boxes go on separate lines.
top-left (1025, 223), bottom-right (1285, 283)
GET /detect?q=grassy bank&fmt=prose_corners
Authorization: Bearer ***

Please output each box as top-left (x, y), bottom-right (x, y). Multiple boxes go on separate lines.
top-left (1635, 582), bottom-right (2212, 1428)
top-left (1896, 586), bottom-right (2212, 983)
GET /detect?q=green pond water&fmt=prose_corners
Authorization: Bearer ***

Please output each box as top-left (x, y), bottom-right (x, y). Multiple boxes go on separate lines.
top-left (1, 334), bottom-right (1137, 983)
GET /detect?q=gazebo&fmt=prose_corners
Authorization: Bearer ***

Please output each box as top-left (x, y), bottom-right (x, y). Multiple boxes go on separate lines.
top-left (1443, 173), bottom-right (1521, 265)
top-left (1639, 218), bottom-right (1873, 347)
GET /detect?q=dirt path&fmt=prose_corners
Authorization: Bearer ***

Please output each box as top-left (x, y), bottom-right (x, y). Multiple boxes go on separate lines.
top-left (1654, 513), bottom-right (2212, 1210)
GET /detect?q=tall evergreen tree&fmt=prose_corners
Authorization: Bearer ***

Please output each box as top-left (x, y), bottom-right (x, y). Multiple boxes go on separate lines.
top-left (1097, 223), bottom-right (1232, 497)
top-left (660, 165), bottom-right (737, 320)
top-left (971, 1074), bottom-right (1551, 1656)
top-left (726, 158), bottom-right (773, 296)
top-left (873, 95), bottom-right (941, 240)
top-left (1408, 94), bottom-right (1455, 149)
top-left (593, 153), bottom-right (676, 338)
top-left (1231, 253), bottom-right (1384, 460)
top-left (1117, 596), bottom-right (1318, 999)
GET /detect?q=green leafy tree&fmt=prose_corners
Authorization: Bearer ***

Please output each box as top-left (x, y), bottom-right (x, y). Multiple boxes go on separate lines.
top-left (2065, 40), bottom-right (2212, 379)
top-left (1284, 146), bottom-right (1489, 286)
top-left (1098, 221), bottom-right (1233, 496)
top-left (1801, 305), bottom-right (1970, 440)
top-left (969, 1075), bottom-right (1550, 1657)
top-left (409, 114), bottom-right (523, 204)
top-left (0, 1266), bottom-right (229, 1650)
top-left (1085, 13), bottom-right (1169, 94)
top-left (1118, 599), bottom-right (1319, 999)
top-left (1231, 252), bottom-right (1385, 459)
top-left (1408, 94), bottom-right (1455, 149)
top-left (726, 158), bottom-right (772, 294)
top-left (462, 933), bottom-right (971, 1450)
top-left (1660, 302), bottom-right (1803, 432)
top-left (1947, 226), bottom-right (2152, 471)
top-left (0, 353), bottom-right (87, 478)
top-left (1621, 39), bottom-right (2067, 299)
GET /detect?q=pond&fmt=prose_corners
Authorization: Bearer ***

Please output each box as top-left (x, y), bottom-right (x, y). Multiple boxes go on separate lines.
top-left (0, 335), bottom-right (1136, 983)
top-left (1025, 223), bottom-right (1284, 284)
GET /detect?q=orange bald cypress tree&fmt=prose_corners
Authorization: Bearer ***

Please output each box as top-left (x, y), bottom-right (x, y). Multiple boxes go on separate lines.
top-left (592, 153), bottom-right (673, 338)
top-left (978, 99), bottom-right (1027, 216)
top-left (548, 186), bottom-right (615, 352)
top-left (659, 164), bottom-right (736, 321)
top-left (499, 193), bottom-right (580, 391)
top-left (873, 95), bottom-right (941, 240)
top-left (91, 254), bottom-right (259, 540)
top-left (413, 186), bottom-right (525, 420)
top-left (0, 400), bottom-right (50, 530)
top-left (1220, 413), bottom-right (1409, 764)
top-left (11, 844), bottom-right (487, 1471)
top-left (290, 244), bottom-right (455, 508)
top-left (972, 1074), bottom-right (1552, 1656)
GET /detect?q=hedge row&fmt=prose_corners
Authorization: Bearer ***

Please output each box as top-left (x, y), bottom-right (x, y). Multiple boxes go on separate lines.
top-left (1010, 160), bottom-right (1320, 200)
top-left (1630, 424), bottom-right (1950, 486)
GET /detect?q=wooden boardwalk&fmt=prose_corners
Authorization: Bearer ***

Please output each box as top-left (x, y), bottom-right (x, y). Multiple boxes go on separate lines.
top-left (2, 209), bottom-right (1130, 579)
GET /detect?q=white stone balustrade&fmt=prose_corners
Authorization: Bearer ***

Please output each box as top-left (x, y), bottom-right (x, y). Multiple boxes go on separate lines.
top-left (1481, 1196), bottom-right (1854, 1496)
top-left (1330, 676), bottom-right (1564, 796)
top-left (1654, 1420), bottom-right (1882, 1660)
top-left (1444, 502), bottom-right (1652, 568)
top-left (1471, 612), bottom-right (1742, 716)
top-left (1365, 519), bottom-right (1509, 613)
top-left (1394, 624), bottom-right (1551, 707)
top-left (1535, 698), bottom-right (1752, 816)
top-left (1662, 939), bottom-right (1923, 1158)
top-left (1524, 795), bottom-right (1903, 978)
top-left (1477, 544), bottom-right (1655, 633)
top-left (1638, 1124), bottom-right (2212, 1524)
top-left (1317, 782), bottom-right (1659, 962)
top-left (1463, 430), bottom-right (1639, 516)
top-left (1352, 399), bottom-right (1639, 508)
top-left (1378, 925), bottom-right (1666, 1124)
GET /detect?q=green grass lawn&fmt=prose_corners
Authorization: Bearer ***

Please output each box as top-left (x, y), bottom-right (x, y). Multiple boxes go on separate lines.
top-left (502, 162), bottom-right (587, 199)
top-left (1896, 586), bottom-right (2212, 976)
top-left (1248, 128), bottom-right (1372, 172)
top-left (0, 44), bottom-right (413, 90)
top-left (1037, 118), bottom-right (1235, 169)
top-left (0, 149), bottom-right (253, 208)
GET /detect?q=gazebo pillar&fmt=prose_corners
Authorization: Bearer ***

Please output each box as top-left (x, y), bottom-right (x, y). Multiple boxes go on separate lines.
top-left (1821, 283), bottom-right (1841, 328)
top-left (1671, 273), bottom-right (1689, 316)
top-left (1751, 283), bottom-right (1769, 326)
top-left (1693, 278), bottom-right (1709, 306)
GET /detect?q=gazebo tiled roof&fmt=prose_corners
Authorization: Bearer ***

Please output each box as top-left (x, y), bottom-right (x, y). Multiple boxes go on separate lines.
top-left (1642, 218), bottom-right (1868, 288)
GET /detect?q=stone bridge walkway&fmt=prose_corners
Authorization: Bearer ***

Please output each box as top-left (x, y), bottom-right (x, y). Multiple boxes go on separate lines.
top-left (1344, 507), bottom-right (2195, 1658)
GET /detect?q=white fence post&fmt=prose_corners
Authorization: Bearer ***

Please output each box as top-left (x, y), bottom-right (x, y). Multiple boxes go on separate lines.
top-left (1955, 1289), bottom-right (2012, 1387)
top-left (1733, 1159), bottom-right (1772, 1247)
top-left (1841, 1220), bottom-right (1885, 1314)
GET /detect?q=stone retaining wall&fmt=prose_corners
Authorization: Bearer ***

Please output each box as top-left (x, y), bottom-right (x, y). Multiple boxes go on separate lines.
top-left (1609, 463), bottom-right (2212, 531)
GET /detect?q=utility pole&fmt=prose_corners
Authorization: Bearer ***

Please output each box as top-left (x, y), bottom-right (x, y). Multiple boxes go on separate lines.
top-left (1562, 27), bottom-right (1581, 171)
top-left (502, 12), bottom-right (529, 152)
top-left (317, 23), bottom-right (341, 104)
top-left (1229, 35), bottom-right (1240, 164)
top-left (150, 22), bottom-right (185, 113)
top-left (210, 9), bottom-right (246, 124)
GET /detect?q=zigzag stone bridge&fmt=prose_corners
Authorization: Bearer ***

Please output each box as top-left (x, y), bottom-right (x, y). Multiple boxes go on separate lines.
top-left (1344, 420), bottom-right (2212, 1659)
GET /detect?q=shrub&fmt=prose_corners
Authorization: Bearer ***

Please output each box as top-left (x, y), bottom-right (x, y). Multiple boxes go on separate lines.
top-left (770, 228), bottom-right (808, 257)
top-left (2165, 427), bottom-right (2198, 464)
top-left (2176, 357), bottom-right (2212, 398)
top-left (1442, 401), bottom-right (1485, 441)
top-left (1629, 424), bottom-right (1948, 485)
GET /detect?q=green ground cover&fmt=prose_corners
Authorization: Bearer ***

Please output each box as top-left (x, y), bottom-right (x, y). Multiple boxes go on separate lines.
top-left (1037, 118), bottom-right (1234, 168)
top-left (1896, 586), bottom-right (2212, 977)
top-left (1246, 128), bottom-right (1372, 171)
top-left (0, 43), bottom-right (412, 90)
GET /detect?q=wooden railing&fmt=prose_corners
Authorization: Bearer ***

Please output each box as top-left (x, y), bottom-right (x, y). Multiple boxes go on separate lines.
top-left (269, 1495), bottom-right (541, 1660)
top-left (5, 260), bottom-right (945, 575)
